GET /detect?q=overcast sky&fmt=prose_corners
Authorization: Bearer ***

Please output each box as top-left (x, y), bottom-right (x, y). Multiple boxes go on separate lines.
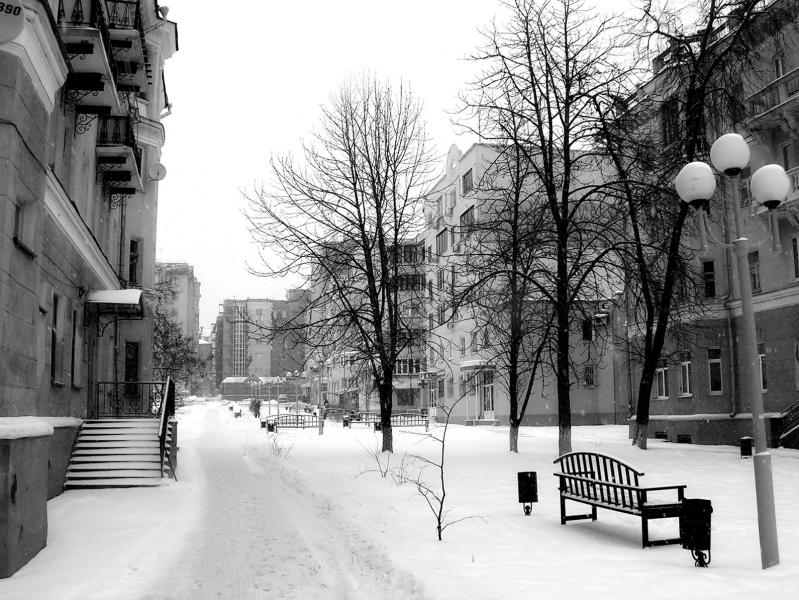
top-left (155, 0), bottom-right (630, 330)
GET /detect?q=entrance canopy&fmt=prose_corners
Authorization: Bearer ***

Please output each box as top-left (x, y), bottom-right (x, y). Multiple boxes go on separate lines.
top-left (85, 289), bottom-right (144, 319)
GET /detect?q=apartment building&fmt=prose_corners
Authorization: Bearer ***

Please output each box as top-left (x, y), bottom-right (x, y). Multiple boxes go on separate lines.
top-left (622, 1), bottom-right (799, 446)
top-left (419, 144), bottom-right (618, 425)
top-left (154, 261), bottom-right (201, 343)
top-left (0, 0), bottom-right (177, 576)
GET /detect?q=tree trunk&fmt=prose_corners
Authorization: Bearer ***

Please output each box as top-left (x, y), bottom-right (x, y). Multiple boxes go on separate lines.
top-left (379, 380), bottom-right (394, 453)
top-left (509, 423), bottom-right (519, 453)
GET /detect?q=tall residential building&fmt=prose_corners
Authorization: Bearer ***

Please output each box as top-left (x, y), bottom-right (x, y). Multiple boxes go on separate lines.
top-left (270, 288), bottom-right (310, 377)
top-left (0, 0), bottom-right (177, 576)
top-left (420, 144), bottom-right (617, 425)
top-left (620, 0), bottom-right (799, 447)
top-left (215, 298), bottom-right (273, 387)
top-left (155, 262), bottom-right (201, 343)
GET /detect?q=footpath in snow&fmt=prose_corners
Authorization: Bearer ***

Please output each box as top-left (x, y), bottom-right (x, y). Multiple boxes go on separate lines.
top-left (1, 399), bottom-right (797, 600)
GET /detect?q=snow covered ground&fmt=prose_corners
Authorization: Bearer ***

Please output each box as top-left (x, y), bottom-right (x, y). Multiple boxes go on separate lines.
top-left (1, 399), bottom-right (797, 599)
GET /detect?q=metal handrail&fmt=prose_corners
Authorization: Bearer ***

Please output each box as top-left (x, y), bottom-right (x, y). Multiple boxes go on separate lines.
top-left (158, 377), bottom-right (177, 480)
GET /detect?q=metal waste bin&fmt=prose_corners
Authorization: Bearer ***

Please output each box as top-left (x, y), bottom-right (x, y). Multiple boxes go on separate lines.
top-left (740, 436), bottom-right (753, 459)
top-left (517, 471), bottom-right (538, 515)
top-left (343, 416), bottom-right (350, 427)
top-left (680, 498), bottom-right (713, 567)
top-left (260, 420), bottom-right (266, 429)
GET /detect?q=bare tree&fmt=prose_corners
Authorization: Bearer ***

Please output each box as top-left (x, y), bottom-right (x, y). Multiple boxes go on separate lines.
top-left (245, 75), bottom-right (435, 453)
top-left (391, 395), bottom-right (484, 541)
top-left (461, 0), bottom-right (631, 455)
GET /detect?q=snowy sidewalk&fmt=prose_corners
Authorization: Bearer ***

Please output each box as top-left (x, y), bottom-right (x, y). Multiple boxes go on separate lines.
top-left (0, 404), bottom-right (418, 600)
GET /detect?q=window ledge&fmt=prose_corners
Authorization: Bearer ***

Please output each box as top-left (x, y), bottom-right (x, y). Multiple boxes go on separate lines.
top-left (678, 393), bottom-right (693, 399)
top-left (51, 380), bottom-right (65, 388)
top-left (13, 236), bottom-right (37, 258)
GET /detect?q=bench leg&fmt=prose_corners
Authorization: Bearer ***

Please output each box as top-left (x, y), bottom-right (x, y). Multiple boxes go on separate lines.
top-left (560, 495), bottom-right (566, 525)
top-left (591, 505), bottom-right (597, 522)
top-left (642, 517), bottom-right (649, 548)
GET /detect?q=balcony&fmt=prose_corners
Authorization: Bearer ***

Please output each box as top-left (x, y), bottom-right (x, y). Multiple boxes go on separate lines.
top-left (58, 0), bottom-right (121, 112)
top-left (96, 115), bottom-right (143, 196)
top-left (746, 67), bottom-right (799, 130)
top-left (105, 0), bottom-right (151, 95)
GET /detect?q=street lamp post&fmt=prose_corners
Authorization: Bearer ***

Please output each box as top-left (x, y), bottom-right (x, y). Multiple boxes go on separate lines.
top-left (675, 133), bottom-right (789, 570)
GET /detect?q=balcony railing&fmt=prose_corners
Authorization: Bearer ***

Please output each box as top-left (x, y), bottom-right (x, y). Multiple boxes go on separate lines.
top-left (97, 380), bottom-right (167, 417)
top-left (97, 115), bottom-right (142, 174)
top-left (747, 67), bottom-right (799, 117)
top-left (105, 0), bottom-right (141, 29)
top-left (58, 0), bottom-right (118, 84)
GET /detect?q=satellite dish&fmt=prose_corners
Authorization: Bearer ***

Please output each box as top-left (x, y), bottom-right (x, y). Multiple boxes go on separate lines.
top-left (148, 163), bottom-right (167, 181)
top-left (0, 0), bottom-right (25, 44)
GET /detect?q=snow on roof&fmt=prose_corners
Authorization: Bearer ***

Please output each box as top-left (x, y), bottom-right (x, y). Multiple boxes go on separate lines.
top-left (0, 417), bottom-right (55, 439)
top-left (221, 377), bottom-right (248, 383)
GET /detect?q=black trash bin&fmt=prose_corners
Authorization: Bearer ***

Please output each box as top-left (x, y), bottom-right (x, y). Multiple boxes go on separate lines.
top-left (260, 420), bottom-right (266, 429)
top-left (680, 498), bottom-right (713, 567)
top-left (343, 416), bottom-right (350, 428)
top-left (517, 471), bottom-right (538, 515)
top-left (740, 436), bottom-right (753, 459)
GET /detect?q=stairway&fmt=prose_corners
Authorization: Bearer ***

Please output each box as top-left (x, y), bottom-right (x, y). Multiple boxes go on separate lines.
top-left (64, 419), bottom-right (171, 489)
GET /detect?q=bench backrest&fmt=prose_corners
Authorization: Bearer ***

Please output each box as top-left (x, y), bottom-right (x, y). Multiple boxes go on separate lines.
top-left (554, 452), bottom-right (645, 510)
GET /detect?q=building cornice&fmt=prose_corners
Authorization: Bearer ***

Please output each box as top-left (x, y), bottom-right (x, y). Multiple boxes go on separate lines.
top-left (44, 172), bottom-right (120, 289)
top-left (5, 0), bottom-right (69, 112)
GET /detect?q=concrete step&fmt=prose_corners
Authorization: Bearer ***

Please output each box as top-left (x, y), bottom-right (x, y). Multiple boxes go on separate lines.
top-left (68, 461), bottom-right (161, 470)
top-left (64, 478), bottom-right (162, 489)
top-left (66, 469), bottom-right (161, 478)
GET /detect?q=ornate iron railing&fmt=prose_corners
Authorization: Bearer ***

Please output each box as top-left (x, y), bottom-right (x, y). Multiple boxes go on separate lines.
top-left (57, 0), bottom-right (119, 84)
top-left (105, 0), bottom-right (141, 29)
top-left (97, 115), bottom-right (142, 173)
top-left (97, 380), bottom-right (165, 417)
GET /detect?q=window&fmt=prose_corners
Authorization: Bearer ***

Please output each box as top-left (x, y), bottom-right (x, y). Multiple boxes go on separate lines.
top-left (438, 304), bottom-right (446, 327)
top-left (471, 331), bottom-right (479, 352)
top-left (128, 239), bottom-right (141, 287)
top-left (428, 314), bottom-right (434, 331)
top-left (775, 55), bottom-right (785, 78)
top-left (782, 143), bottom-right (793, 170)
top-left (436, 229), bottom-right (448, 255)
top-left (792, 237), bottom-right (799, 280)
top-left (758, 342), bottom-right (767, 391)
top-left (459, 206), bottom-right (475, 238)
top-left (437, 379), bottom-right (445, 402)
top-left (661, 97), bottom-right (680, 146)
top-left (708, 348), bottom-right (722, 394)
top-left (450, 265), bottom-right (457, 293)
top-left (703, 261), bottom-right (716, 297)
top-left (459, 337), bottom-right (466, 356)
top-left (428, 280), bottom-right (433, 301)
top-left (582, 318), bottom-right (593, 341)
top-left (438, 269), bottom-right (445, 291)
top-left (655, 365), bottom-right (669, 398)
top-left (749, 251), bottom-right (761, 292)
top-left (678, 351), bottom-right (692, 396)
top-left (462, 168), bottom-right (474, 195)
top-left (13, 200), bottom-right (37, 256)
top-left (50, 294), bottom-right (64, 384)
top-left (583, 365), bottom-right (596, 388)
top-left (70, 309), bottom-right (82, 388)
top-left (481, 371), bottom-right (495, 414)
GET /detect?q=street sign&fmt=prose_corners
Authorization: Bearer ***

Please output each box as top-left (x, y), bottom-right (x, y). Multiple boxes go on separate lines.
top-left (0, 0), bottom-right (25, 44)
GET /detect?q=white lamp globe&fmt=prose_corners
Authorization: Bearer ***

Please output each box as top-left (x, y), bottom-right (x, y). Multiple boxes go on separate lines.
top-left (675, 161), bottom-right (716, 209)
top-left (710, 133), bottom-right (750, 174)
top-left (751, 164), bottom-right (791, 210)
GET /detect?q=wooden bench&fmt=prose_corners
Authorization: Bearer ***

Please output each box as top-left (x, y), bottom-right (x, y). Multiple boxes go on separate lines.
top-left (269, 413), bottom-right (320, 430)
top-left (553, 451), bottom-right (685, 548)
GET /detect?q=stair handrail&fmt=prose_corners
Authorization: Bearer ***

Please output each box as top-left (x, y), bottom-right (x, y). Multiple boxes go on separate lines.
top-left (778, 397), bottom-right (799, 440)
top-left (159, 377), bottom-right (177, 480)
